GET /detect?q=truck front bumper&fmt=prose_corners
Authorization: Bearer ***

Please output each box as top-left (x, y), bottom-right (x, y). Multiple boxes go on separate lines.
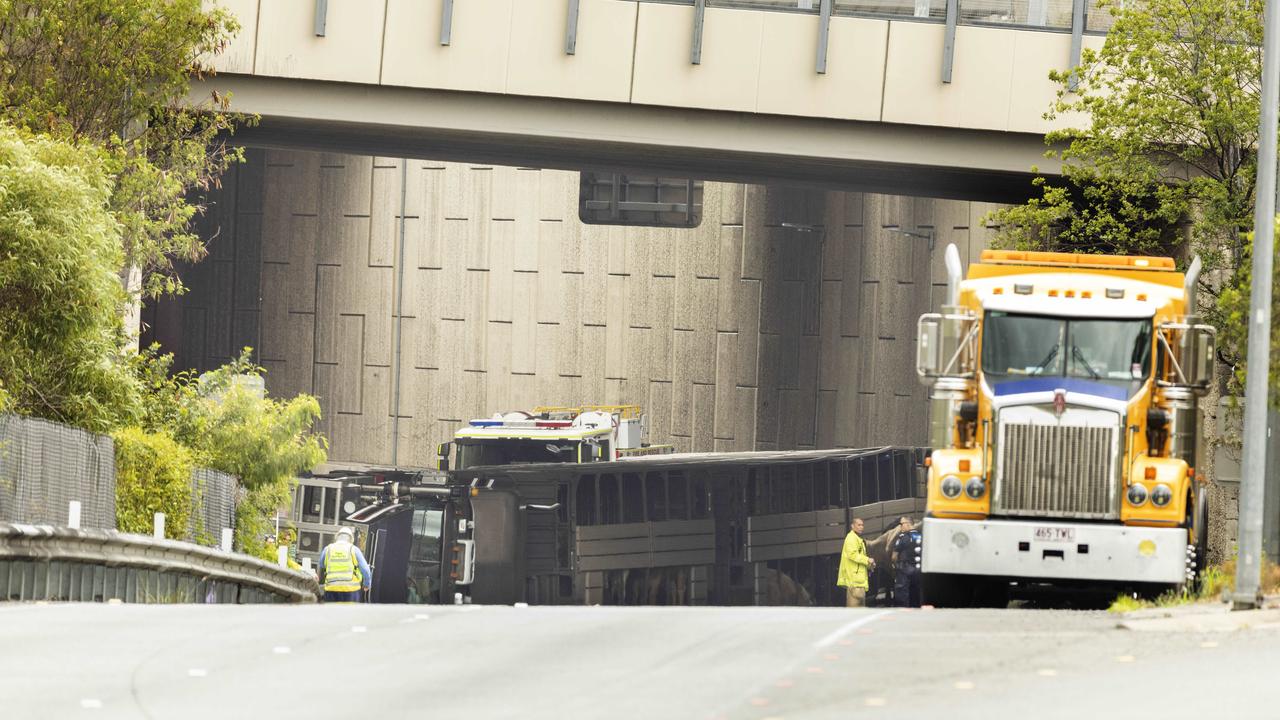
top-left (922, 517), bottom-right (1189, 585)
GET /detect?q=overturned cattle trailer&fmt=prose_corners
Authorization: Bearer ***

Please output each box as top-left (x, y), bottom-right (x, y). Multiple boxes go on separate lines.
top-left (433, 446), bottom-right (925, 606)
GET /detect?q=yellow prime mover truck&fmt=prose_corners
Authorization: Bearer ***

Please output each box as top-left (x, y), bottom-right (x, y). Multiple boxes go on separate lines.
top-left (917, 246), bottom-right (1215, 606)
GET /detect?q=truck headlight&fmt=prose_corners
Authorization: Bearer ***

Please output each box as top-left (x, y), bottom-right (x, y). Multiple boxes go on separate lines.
top-left (1126, 483), bottom-right (1149, 506)
top-left (1151, 483), bottom-right (1173, 507)
top-left (965, 478), bottom-right (986, 499)
top-left (941, 475), bottom-right (963, 499)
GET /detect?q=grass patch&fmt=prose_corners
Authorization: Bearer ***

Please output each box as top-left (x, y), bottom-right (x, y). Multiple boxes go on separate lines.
top-left (1107, 557), bottom-right (1280, 613)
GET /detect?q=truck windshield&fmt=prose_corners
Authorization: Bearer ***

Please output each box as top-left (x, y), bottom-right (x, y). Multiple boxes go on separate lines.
top-left (982, 311), bottom-right (1152, 394)
top-left (457, 439), bottom-right (581, 469)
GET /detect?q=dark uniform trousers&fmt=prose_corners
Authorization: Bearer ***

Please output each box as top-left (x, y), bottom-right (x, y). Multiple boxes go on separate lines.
top-left (893, 566), bottom-right (921, 607)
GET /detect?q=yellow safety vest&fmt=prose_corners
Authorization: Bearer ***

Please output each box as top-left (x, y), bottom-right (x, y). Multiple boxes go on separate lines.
top-left (323, 541), bottom-right (363, 592)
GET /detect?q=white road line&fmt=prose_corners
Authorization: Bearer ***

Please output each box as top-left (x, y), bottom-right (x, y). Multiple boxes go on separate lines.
top-left (273, 646), bottom-right (291, 655)
top-left (813, 610), bottom-right (894, 649)
top-left (351, 625), bottom-right (367, 633)
top-left (187, 669), bottom-right (208, 678)
top-left (80, 699), bottom-right (102, 710)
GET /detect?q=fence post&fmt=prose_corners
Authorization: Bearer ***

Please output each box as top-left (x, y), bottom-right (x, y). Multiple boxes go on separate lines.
top-left (221, 528), bottom-right (234, 553)
top-left (67, 501), bottom-right (81, 529)
top-left (153, 512), bottom-right (165, 539)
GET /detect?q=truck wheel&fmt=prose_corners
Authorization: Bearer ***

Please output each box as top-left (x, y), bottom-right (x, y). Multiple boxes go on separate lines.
top-left (1190, 486), bottom-right (1210, 592)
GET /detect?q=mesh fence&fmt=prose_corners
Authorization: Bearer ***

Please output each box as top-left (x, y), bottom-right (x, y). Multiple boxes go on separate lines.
top-left (0, 414), bottom-right (116, 528)
top-left (189, 468), bottom-right (238, 546)
top-left (0, 414), bottom-right (238, 542)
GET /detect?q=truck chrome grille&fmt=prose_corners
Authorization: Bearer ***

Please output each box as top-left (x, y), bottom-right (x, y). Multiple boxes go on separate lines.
top-left (996, 419), bottom-right (1118, 519)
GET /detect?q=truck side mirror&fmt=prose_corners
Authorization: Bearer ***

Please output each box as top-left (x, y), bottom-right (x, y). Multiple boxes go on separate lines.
top-left (437, 442), bottom-right (452, 471)
top-left (1157, 321), bottom-right (1216, 394)
top-left (1186, 325), bottom-right (1216, 390)
top-left (916, 316), bottom-right (942, 382)
top-left (917, 309), bottom-right (977, 382)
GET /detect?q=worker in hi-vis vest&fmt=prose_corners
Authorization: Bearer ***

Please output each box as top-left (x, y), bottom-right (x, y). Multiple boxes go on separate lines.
top-left (319, 527), bottom-right (372, 602)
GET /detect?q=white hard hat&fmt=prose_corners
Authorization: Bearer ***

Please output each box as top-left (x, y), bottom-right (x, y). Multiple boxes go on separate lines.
top-left (336, 526), bottom-right (354, 541)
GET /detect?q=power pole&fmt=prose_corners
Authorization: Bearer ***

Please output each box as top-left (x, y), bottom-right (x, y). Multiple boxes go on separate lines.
top-left (1234, 0), bottom-right (1280, 610)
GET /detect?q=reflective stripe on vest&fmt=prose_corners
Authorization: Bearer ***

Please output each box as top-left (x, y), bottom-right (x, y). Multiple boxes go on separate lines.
top-left (324, 541), bottom-right (362, 592)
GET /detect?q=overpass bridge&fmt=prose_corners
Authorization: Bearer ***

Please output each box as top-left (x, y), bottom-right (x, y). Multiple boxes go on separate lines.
top-left (203, 0), bottom-right (1111, 200)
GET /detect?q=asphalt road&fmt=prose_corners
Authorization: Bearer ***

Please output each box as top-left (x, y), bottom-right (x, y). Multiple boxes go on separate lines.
top-left (2, 602), bottom-right (1276, 720)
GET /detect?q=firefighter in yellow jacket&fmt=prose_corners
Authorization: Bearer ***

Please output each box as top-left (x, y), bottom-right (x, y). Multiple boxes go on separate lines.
top-left (320, 527), bottom-right (372, 603)
top-left (837, 517), bottom-right (874, 607)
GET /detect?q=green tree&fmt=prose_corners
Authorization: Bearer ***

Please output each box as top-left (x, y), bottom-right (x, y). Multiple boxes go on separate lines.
top-left (136, 349), bottom-right (327, 559)
top-left (0, 0), bottom-right (244, 298)
top-left (986, 0), bottom-right (1268, 393)
top-left (0, 123), bottom-right (140, 432)
top-left (113, 426), bottom-right (195, 539)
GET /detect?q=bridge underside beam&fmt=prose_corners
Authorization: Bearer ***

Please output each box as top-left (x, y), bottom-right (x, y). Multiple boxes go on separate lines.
top-left (199, 75), bottom-right (1057, 203)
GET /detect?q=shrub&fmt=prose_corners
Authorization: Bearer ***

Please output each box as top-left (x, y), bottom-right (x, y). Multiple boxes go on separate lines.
top-left (133, 348), bottom-right (326, 559)
top-left (113, 426), bottom-right (193, 538)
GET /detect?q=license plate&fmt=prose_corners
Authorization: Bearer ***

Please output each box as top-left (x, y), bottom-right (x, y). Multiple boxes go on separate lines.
top-left (1034, 526), bottom-right (1075, 543)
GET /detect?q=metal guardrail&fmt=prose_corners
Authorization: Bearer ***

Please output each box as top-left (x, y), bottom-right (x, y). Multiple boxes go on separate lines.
top-left (0, 524), bottom-right (319, 604)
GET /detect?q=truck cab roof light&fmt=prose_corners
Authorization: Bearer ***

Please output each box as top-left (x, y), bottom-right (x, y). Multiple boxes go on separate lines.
top-left (1048, 289), bottom-right (1059, 297)
top-left (1014, 284), bottom-right (1033, 295)
top-left (1065, 290), bottom-right (1075, 298)
top-left (1082, 291), bottom-right (1093, 299)
top-left (1137, 293), bottom-right (1148, 301)
top-left (1105, 288), bottom-right (1125, 299)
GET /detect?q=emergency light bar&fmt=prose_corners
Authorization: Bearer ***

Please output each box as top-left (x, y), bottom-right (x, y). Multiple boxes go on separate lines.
top-left (468, 419), bottom-right (575, 429)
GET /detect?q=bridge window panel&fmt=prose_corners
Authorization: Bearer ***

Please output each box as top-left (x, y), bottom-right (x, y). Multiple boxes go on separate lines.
top-left (1084, 0), bottom-right (1115, 32)
top-left (958, 0), bottom-right (1073, 28)
top-left (622, 473), bottom-right (645, 523)
top-left (579, 172), bottom-right (703, 228)
top-left (600, 474), bottom-right (621, 525)
top-left (668, 471), bottom-right (689, 521)
top-left (645, 472), bottom-right (668, 522)
top-left (576, 476), bottom-right (598, 526)
top-left (834, 0), bottom-right (944, 19)
top-left (691, 472), bottom-right (710, 519)
top-left (709, 0), bottom-right (819, 11)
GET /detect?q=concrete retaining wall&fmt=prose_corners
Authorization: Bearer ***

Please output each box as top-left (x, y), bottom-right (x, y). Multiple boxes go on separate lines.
top-left (143, 148), bottom-right (1007, 467)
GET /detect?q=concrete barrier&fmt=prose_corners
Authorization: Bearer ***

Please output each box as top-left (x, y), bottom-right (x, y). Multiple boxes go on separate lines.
top-left (0, 524), bottom-right (319, 603)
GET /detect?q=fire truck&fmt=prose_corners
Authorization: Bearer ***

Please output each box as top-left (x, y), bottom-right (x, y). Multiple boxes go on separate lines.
top-left (917, 245), bottom-right (1215, 605)
top-left (437, 405), bottom-right (674, 470)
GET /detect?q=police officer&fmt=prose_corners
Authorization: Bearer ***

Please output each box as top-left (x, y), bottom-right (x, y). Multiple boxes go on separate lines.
top-left (319, 527), bottom-right (372, 603)
top-left (890, 516), bottom-right (922, 607)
